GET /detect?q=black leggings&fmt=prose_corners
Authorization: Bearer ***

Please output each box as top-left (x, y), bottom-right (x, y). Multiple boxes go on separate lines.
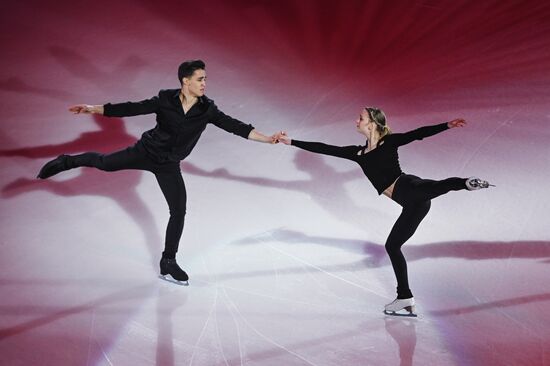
top-left (387, 174), bottom-right (467, 299)
top-left (66, 143), bottom-right (185, 259)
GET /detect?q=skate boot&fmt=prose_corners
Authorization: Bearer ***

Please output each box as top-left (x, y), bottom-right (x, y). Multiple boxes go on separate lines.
top-left (465, 177), bottom-right (495, 191)
top-left (159, 258), bottom-right (189, 286)
top-left (37, 155), bottom-right (70, 179)
top-left (384, 297), bottom-right (417, 317)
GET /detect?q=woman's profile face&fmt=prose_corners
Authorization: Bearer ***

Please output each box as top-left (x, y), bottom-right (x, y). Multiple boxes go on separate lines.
top-left (356, 109), bottom-right (373, 133)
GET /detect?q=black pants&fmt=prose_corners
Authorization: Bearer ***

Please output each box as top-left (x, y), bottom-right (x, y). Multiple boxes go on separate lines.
top-left (387, 174), bottom-right (467, 299)
top-left (66, 143), bottom-right (185, 259)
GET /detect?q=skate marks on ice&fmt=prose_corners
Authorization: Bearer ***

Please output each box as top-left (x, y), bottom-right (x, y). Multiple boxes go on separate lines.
top-left (185, 270), bottom-right (391, 365)
top-left (0, 281), bottom-right (154, 341)
top-left (224, 229), bottom-right (550, 316)
top-left (223, 229), bottom-right (389, 299)
top-left (0, 277), bottom-right (187, 366)
top-left (227, 229), bottom-right (550, 280)
top-left (191, 279), bottom-right (423, 366)
top-left (154, 283), bottom-right (190, 366)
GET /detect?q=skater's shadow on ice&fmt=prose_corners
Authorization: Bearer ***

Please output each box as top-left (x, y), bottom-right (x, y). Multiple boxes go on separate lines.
top-left (224, 229), bottom-right (550, 316)
top-left (0, 115), bottom-right (162, 269)
top-left (194, 228), bottom-right (549, 289)
top-left (0, 282), bottom-right (154, 341)
top-left (2, 169), bottom-right (161, 267)
top-left (181, 153), bottom-right (387, 231)
top-left (234, 229), bottom-right (550, 268)
top-left (0, 115), bottom-right (137, 159)
top-left (428, 292), bottom-right (550, 317)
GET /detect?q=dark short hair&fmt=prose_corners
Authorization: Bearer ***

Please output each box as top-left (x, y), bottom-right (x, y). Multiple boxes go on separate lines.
top-left (178, 60), bottom-right (206, 84)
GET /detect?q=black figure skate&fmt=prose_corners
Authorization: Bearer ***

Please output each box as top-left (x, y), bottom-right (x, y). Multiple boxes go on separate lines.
top-left (37, 155), bottom-right (70, 179)
top-left (159, 258), bottom-right (189, 286)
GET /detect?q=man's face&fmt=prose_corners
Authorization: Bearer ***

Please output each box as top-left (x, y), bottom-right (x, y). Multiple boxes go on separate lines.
top-left (184, 69), bottom-right (206, 97)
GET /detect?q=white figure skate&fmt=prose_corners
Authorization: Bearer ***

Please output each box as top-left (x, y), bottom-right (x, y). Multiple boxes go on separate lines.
top-left (465, 177), bottom-right (495, 190)
top-left (384, 297), bottom-right (417, 317)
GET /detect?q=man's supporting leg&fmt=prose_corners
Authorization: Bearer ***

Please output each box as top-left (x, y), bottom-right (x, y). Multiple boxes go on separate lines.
top-left (155, 167), bottom-right (189, 283)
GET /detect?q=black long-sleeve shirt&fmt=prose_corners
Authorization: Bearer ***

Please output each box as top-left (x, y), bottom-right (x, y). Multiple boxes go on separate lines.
top-left (291, 123), bottom-right (449, 194)
top-left (103, 89), bottom-right (255, 163)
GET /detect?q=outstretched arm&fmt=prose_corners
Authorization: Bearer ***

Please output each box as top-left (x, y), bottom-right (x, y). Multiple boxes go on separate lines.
top-left (393, 118), bottom-right (466, 146)
top-left (248, 129), bottom-right (279, 144)
top-left (69, 95), bottom-right (159, 117)
top-left (209, 103), bottom-right (279, 143)
top-left (276, 131), bottom-right (360, 160)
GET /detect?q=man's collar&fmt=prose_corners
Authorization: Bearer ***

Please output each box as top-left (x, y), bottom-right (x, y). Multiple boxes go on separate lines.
top-left (173, 89), bottom-right (205, 104)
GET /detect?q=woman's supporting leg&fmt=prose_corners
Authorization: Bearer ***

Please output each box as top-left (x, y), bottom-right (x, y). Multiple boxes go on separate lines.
top-left (385, 201), bottom-right (431, 299)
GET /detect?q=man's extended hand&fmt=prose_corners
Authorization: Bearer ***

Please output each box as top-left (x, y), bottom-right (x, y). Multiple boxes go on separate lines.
top-left (248, 129), bottom-right (281, 144)
top-left (69, 104), bottom-right (104, 115)
top-left (447, 119), bottom-right (466, 128)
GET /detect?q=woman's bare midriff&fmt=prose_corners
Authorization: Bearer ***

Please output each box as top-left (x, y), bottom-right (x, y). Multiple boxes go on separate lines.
top-left (382, 176), bottom-right (400, 199)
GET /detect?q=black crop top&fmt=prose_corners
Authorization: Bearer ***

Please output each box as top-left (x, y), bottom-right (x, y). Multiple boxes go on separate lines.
top-left (291, 122), bottom-right (449, 194)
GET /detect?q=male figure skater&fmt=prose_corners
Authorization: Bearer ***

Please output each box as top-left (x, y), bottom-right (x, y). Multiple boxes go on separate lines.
top-left (38, 60), bottom-right (278, 285)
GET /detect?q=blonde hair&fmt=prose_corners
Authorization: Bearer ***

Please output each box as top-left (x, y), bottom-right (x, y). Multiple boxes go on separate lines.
top-left (366, 107), bottom-right (391, 138)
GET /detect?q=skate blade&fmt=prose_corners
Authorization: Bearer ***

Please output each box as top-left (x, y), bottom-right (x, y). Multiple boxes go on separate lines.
top-left (159, 274), bottom-right (189, 286)
top-left (384, 305), bottom-right (417, 317)
top-left (383, 310), bottom-right (418, 317)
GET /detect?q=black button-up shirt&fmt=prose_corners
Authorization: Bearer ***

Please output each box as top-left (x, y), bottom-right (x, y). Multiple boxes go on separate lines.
top-left (103, 89), bottom-right (254, 163)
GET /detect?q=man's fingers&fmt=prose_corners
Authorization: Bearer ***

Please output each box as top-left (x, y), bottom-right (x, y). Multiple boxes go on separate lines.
top-left (69, 105), bottom-right (85, 114)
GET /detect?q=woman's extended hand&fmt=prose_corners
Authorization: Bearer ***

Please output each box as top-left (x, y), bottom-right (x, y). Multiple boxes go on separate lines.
top-left (275, 131), bottom-right (292, 145)
top-left (447, 119), bottom-right (466, 128)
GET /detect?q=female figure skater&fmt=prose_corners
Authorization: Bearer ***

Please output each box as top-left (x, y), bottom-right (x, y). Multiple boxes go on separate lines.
top-left (277, 107), bottom-right (493, 316)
